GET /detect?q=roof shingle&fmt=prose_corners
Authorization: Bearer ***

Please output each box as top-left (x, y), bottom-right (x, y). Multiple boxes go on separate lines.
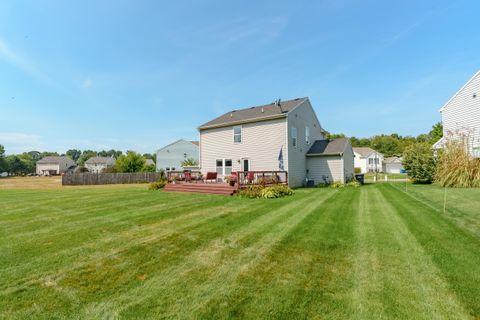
top-left (198, 97), bottom-right (308, 129)
top-left (306, 138), bottom-right (349, 156)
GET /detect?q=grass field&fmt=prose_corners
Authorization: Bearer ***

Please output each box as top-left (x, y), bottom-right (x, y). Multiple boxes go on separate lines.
top-left (1, 179), bottom-right (480, 319)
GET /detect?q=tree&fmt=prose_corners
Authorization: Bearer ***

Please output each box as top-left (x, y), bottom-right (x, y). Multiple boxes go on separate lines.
top-left (402, 143), bottom-right (436, 184)
top-left (429, 122), bottom-right (443, 145)
top-left (98, 149), bottom-right (123, 158)
top-left (5, 155), bottom-right (31, 175)
top-left (0, 144), bottom-right (7, 173)
top-left (115, 151), bottom-right (145, 172)
top-left (141, 164), bottom-right (156, 172)
top-left (66, 149), bottom-right (82, 162)
top-left (77, 150), bottom-right (97, 166)
top-left (371, 135), bottom-right (402, 157)
top-left (142, 153), bottom-right (156, 163)
top-left (181, 158), bottom-right (198, 167)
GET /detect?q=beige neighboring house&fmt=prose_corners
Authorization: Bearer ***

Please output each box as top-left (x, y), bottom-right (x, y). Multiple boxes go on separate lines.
top-left (85, 156), bottom-right (116, 173)
top-left (434, 70), bottom-right (480, 157)
top-left (198, 97), bottom-right (354, 187)
top-left (353, 147), bottom-right (384, 173)
top-left (383, 156), bottom-right (404, 174)
top-left (36, 156), bottom-right (75, 175)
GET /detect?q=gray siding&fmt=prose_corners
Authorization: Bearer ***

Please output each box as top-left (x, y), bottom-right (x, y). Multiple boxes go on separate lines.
top-left (343, 141), bottom-right (354, 181)
top-left (287, 99), bottom-right (325, 187)
top-left (200, 118), bottom-right (287, 178)
top-left (441, 71), bottom-right (480, 155)
top-left (156, 140), bottom-right (199, 171)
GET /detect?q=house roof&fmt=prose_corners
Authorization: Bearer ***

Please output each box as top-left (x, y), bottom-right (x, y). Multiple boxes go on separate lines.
top-left (198, 97), bottom-right (308, 129)
top-left (352, 147), bottom-right (381, 158)
top-left (439, 70), bottom-right (480, 112)
top-left (37, 156), bottom-right (72, 164)
top-left (156, 139), bottom-right (200, 153)
top-left (306, 138), bottom-right (349, 156)
top-left (384, 156), bottom-right (402, 164)
top-left (145, 159), bottom-right (155, 166)
top-left (85, 156), bottom-right (115, 165)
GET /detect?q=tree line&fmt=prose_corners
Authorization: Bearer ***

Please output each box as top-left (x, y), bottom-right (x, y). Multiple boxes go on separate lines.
top-left (327, 122), bottom-right (443, 157)
top-left (0, 146), bottom-right (157, 175)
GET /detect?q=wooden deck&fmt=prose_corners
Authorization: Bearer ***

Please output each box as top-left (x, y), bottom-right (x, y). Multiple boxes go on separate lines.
top-left (164, 182), bottom-right (236, 196)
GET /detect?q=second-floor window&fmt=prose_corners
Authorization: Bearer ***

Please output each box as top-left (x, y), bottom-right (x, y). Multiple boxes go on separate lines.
top-left (234, 126), bottom-right (242, 143)
top-left (305, 126), bottom-right (310, 144)
top-left (292, 127), bottom-right (297, 147)
top-left (369, 158), bottom-right (379, 165)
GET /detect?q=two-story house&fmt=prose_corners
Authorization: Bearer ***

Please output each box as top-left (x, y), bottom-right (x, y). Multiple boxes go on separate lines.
top-left (84, 156), bottom-right (116, 173)
top-left (198, 97), bottom-right (354, 187)
top-left (36, 156), bottom-right (75, 175)
top-left (353, 147), bottom-right (384, 173)
top-left (434, 70), bottom-right (480, 157)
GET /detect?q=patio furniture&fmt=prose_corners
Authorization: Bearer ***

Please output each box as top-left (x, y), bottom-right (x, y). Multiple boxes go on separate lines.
top-left (184, 171), bottom-right (192, 183)
top-left (205, 172), bottom-right (217, 183)
top-left (247, 171), bottom-right (255, 184)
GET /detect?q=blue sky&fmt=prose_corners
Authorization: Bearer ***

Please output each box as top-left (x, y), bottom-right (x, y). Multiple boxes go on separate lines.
top-left (1, 0), bottom-right (479, 154)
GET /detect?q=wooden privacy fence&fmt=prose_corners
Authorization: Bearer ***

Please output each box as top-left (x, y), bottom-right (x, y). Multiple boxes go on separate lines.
top-left (62, 172), bottom-right (162, 186)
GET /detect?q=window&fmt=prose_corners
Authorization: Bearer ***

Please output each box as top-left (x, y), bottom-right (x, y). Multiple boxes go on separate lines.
top-left (216, 159), bottom-right (233, 175)
top-left (305, 126), bottom-right (310, 144)
top-left (225, 159), bottom-right (232, 175)
top-left (234, 126), bottom-right (242, 143)
top-left (292, 127), bottom-right (297, 147)
top-left (216, 159), bottom-right (223, 175)
top-left (369, 158), bottom-right (373, 165)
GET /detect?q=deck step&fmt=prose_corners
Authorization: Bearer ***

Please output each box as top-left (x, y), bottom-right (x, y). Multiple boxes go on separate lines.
top-left (164, 183), bottom-right (236, 196)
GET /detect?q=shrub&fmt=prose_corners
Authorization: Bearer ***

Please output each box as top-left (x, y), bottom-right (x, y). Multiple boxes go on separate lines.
top-left (330, 181), bottom-right (345, 188)
top-left (402, 143), bottom-right (436, 184)
top-left (260, 185), bottom-right (293, 198)
top-left (346, 180), bottom-right (361, 188)
top-left (238, 185), bottom-right (264, 198)
top-left (149, 180), bottom-right (166, 190)
top-left (238, 184), bottom-right (293, 199)
top-left (435, 138), bottom-right (480, 187)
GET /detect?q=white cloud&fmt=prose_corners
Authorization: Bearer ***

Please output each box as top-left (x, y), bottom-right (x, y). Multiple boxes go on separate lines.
top-left (0, 37), bottom-right (53, 84)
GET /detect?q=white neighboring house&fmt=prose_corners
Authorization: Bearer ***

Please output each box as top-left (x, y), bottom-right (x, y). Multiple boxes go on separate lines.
top-left (198, 97), bottom-right (354, 187)
top-left (156, 139), bottom-right (199, 172)
top-left (36, 156), bottom-right (75, 175)
top-left (353, 147), bottom-right (384, 173)
top-left (84, 156), bottom-right (116, 173)
top-left (383, 156), bottom-right (404, 174)
top-left (434, 70), bottom-right (480, 157)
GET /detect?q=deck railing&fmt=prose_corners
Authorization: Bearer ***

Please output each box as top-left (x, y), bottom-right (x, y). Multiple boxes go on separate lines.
top-left (166, 170), bottom-right (288, 189)
top-left (235, 171), bottom-right (288, 189)
top-left (166, 171), bottom-right (203, 183)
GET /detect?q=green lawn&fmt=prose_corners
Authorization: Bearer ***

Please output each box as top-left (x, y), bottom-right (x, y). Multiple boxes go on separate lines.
top-left (1, 183), bottom-right (480, 319)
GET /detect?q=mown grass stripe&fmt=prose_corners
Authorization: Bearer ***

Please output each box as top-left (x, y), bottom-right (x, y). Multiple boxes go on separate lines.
top-left (86, 190), bottom-right (337, 318)
top-left (379, 183), bottom-right (480, 318)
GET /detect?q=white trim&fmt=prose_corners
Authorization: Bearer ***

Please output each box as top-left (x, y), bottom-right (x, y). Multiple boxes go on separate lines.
top-left (432, 137), bottom-right (445, 149)
top-left (439, 70), bottom-right (480, 112)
